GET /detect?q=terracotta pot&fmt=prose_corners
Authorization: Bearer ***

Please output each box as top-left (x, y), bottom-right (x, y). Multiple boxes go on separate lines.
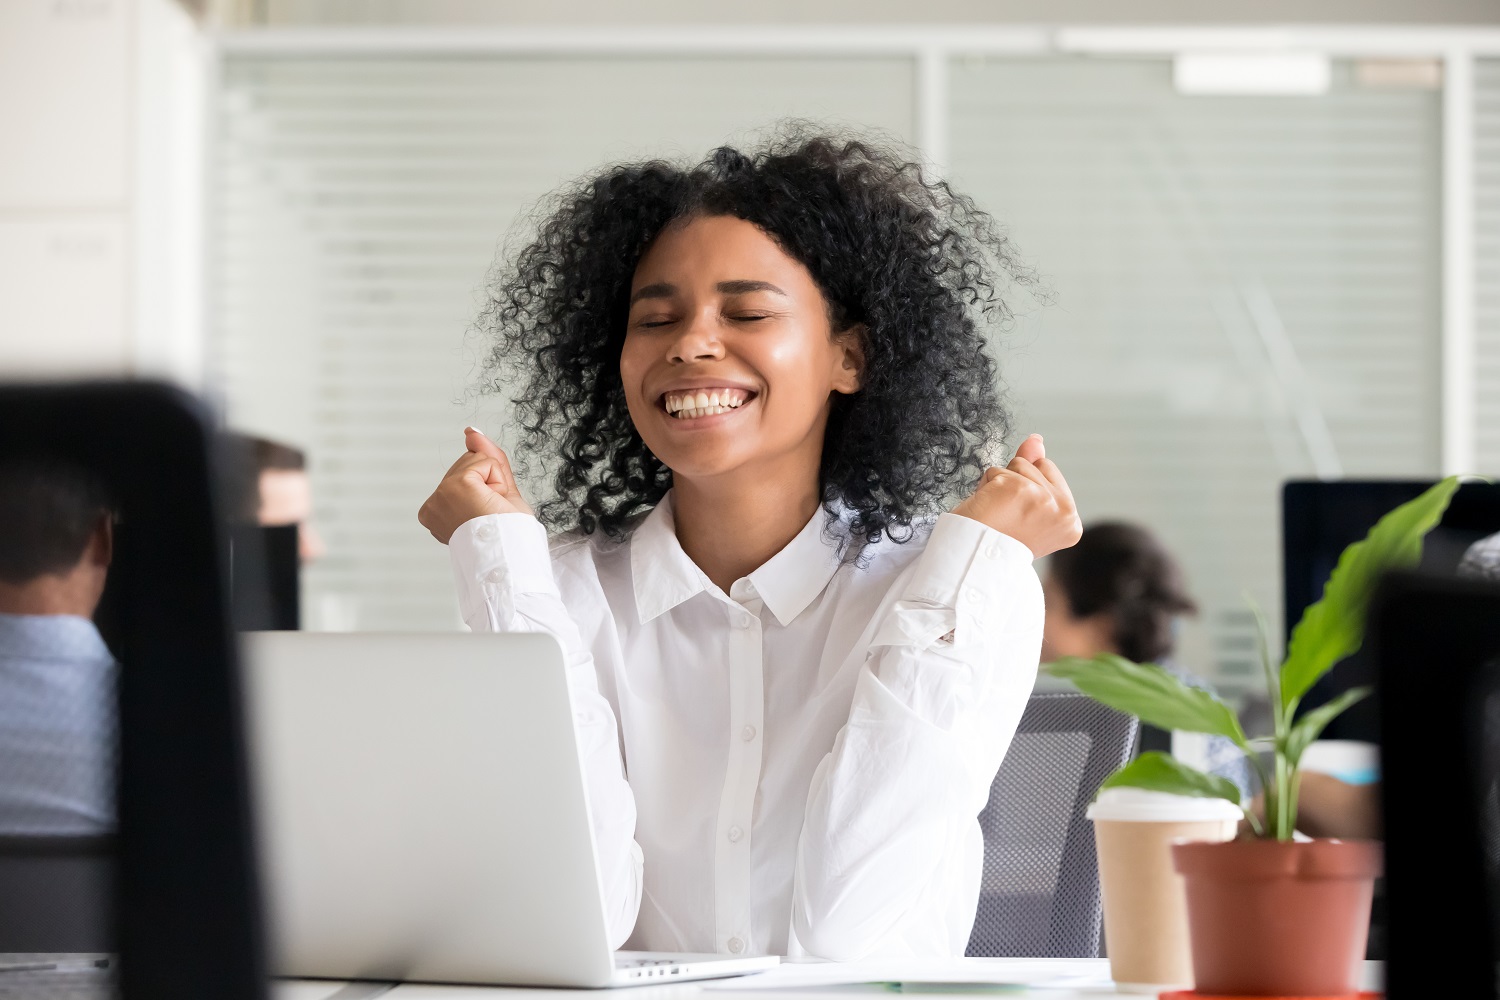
top-left (1171, 838), bottom-right (1382, 997)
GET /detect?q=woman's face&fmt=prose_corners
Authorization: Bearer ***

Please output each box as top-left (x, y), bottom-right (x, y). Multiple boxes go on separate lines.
top-left (1041, 572), bottom-right (1118, 662)
top-left (619, 214), bottom-right (861, 486)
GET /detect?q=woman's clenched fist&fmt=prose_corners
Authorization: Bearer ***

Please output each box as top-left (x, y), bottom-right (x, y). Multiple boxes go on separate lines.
top-left (950, 433), bottom-right (1081, 559)
top-left (418, 427), bottom-right (534, 544)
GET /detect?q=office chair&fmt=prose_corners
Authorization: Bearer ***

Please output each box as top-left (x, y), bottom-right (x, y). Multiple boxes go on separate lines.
top-left (0, 835), bottom-right (113, 952)
top-left (966, 692), bottom-right (1138, 958)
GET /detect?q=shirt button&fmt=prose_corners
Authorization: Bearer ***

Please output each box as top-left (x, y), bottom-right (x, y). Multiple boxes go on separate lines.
top-left (727, 826), bottom-right (743, 843)
top-left (484, 569), bottom-right (505, 585)
top-left (735, 613), bottom-right (753, 630)
top-left (727, 937), bottom-right (745, 954)
top-left (741, 725), bottom-right (757, 742)
top-left (984, 539), bottom-right (1003, 559)
top-left (475, 522), bottom-right (498, 541)
top-left (965, 587), bottom-right (983, 606)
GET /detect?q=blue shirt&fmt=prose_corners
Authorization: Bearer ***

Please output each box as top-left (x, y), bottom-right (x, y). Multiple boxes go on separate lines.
top-left (0, 613), bottom-right (117, 834)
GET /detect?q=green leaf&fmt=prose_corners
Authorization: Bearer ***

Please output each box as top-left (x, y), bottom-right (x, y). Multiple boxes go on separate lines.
top-left (1280, 476), bottom-right (1462, 710)
top-left (1283, 686), bottom-right (1372, 768)
top-left (1099, 752), bottom-right (1245, 807)
top-left (1046, 654), bottom-right (1248, 745)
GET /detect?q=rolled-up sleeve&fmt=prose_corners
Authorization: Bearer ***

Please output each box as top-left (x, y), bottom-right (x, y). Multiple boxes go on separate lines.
top-left (791, 513), bottom-right (1042, 960)
top-left (450, 514), bottom-right (644, 948)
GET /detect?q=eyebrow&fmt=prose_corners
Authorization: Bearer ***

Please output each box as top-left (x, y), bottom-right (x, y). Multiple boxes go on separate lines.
top-left (717, 280), bottom-right (788, 298)
top-left (628, 280), bottom-right (789, 306)
top-left (630, 282), bottom-right (676, 305)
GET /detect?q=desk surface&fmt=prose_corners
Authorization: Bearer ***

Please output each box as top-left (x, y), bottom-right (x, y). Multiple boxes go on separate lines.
top-left (275, 959), bottom-right (1386, 1000)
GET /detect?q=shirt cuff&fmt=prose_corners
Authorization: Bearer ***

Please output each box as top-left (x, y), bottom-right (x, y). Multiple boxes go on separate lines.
top-left (886, 513), bottom-right (1035, 649)
top-left (449, 513), bottom-right (558, 628)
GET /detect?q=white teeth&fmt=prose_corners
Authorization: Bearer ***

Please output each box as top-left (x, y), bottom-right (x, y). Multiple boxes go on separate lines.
top-left (663, 390), bottom-right (751, 417)
top-left (671, 404), bottom-right (733, 419)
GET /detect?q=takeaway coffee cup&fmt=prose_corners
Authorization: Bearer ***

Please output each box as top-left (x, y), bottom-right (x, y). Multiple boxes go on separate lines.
top-left (1087, 788), bottom-right (1242, 992)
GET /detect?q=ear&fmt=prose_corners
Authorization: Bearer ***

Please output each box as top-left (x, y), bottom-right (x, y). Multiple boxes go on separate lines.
top-left (86, 512), bottom-right (113, 569)
top-left (831, 324), bottom-right (866, 395)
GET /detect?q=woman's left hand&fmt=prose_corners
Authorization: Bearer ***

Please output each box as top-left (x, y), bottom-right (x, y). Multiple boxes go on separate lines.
top-left (950, 433), bottom-right (1081, 559)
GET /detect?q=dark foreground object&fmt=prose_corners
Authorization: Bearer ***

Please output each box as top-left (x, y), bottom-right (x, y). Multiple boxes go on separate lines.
top-left (0, 382), bottom-right (266, 1000)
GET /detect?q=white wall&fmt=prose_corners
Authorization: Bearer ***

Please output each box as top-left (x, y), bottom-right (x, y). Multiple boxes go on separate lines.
top-left (0, 0), bottom-right (204, 383)
top-left (0, 0), bottom-right (130, 375)
top-left (248, 0), bottom-right (1500, 26)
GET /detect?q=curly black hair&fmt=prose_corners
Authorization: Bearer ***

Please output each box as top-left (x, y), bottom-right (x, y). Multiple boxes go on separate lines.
top-left (1048, 522), bottom-right (1199, 664)
top-left (480, 127), bottom-right (1035, 546)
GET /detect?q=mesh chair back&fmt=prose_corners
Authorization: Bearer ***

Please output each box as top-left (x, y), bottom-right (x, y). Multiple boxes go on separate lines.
top-left (966, 692), bottom-right (1138, 958)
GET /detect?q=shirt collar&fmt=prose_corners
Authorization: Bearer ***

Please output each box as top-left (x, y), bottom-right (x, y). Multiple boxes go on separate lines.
top-left (631, 491), bottom-right (847, 627)
top-left (745, 505), bottom-right (847, 628)
top-left (0, 612), bottom-right (112, 664)
top-left (631, 493), bottom-right (714, 624)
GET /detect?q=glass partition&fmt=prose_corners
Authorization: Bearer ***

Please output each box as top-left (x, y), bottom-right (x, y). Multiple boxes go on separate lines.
top-left (948, 55), bottom-right (1441, 693)
top-left (212, 53), bottom-right (918, 632)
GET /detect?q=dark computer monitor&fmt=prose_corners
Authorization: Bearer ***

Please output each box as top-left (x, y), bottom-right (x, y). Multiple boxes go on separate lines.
top-left (1373, 571), bottom-right (1500, 998)
top-left (229, 524), bottom-right (300, 632)
top-left (0, 382), bottom-right (267, 1000)
top-left (1282, 480), bottom-right (1500, 739)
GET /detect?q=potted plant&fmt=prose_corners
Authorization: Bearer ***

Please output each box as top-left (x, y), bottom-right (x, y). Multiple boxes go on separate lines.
top-left (1047, 476), bottom-right (1461, 996)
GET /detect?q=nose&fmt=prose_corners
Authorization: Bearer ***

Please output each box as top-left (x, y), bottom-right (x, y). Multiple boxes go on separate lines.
top-left (666, 309), bottom-right (725, 364)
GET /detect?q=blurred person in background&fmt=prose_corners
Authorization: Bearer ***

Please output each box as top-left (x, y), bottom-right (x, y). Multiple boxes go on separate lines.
top-left (0, 457), bottom-right (116, 834)
top-left (237, 434), bottom-right (325, 564)
top-left (1460, 530), bottom-right (1500, 582)
top-left (1043, 520), bottom-right (1253, 800)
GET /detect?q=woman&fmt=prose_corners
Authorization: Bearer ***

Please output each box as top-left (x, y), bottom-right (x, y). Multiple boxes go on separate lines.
top-left (419, 133), bottom-right (1080, 960)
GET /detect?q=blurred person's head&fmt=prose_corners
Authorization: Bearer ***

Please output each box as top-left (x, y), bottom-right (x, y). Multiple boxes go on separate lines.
top-left (0, 457), bottom-right (113, 617)
top-left (242, 436), bottom-right (324, 563)
top-left (1042, 521), bottom-right (1197, 664)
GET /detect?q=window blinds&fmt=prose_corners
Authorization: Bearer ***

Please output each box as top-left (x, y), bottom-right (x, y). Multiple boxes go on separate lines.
top-left (947, 56), bottom-right (1442, 693)
top-left (1478, 58), bottom-right (1500, 478)
top-left (213, 50), bottom-right (1447, 697)
top-left (212, 54), bottom-right (916, 630)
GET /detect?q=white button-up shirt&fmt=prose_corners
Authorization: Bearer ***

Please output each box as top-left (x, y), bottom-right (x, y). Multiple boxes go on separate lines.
top-left (449, 492), bottom-right (1041, 960)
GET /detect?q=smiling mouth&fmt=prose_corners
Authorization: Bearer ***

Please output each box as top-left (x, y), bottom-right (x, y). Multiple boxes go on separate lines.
top-left (661, 388), bottom-right (755, 420)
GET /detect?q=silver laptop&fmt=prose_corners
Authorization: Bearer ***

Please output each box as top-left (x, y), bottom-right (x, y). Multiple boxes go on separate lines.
top-left (242, 631), bottom-right (778, 988)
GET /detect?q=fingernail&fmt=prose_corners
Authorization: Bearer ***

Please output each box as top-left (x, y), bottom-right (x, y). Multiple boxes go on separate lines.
top-left (465, 426), bottom-right (483, 436)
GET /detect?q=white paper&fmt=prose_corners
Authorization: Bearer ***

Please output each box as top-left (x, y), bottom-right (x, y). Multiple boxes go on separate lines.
top-left (702, 958), bottom-right (1114, 991)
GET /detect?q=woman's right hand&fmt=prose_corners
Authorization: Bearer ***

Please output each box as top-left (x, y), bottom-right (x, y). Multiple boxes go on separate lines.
top-left (418, 427), bottom-right (534, 544)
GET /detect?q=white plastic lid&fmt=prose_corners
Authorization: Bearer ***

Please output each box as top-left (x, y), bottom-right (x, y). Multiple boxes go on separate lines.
top-left (1085, 787), bottom-right (1243, 823)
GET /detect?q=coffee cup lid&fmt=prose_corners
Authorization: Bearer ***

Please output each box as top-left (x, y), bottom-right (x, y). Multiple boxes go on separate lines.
top-left (1085, 787), bottom-right (1243, 823)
